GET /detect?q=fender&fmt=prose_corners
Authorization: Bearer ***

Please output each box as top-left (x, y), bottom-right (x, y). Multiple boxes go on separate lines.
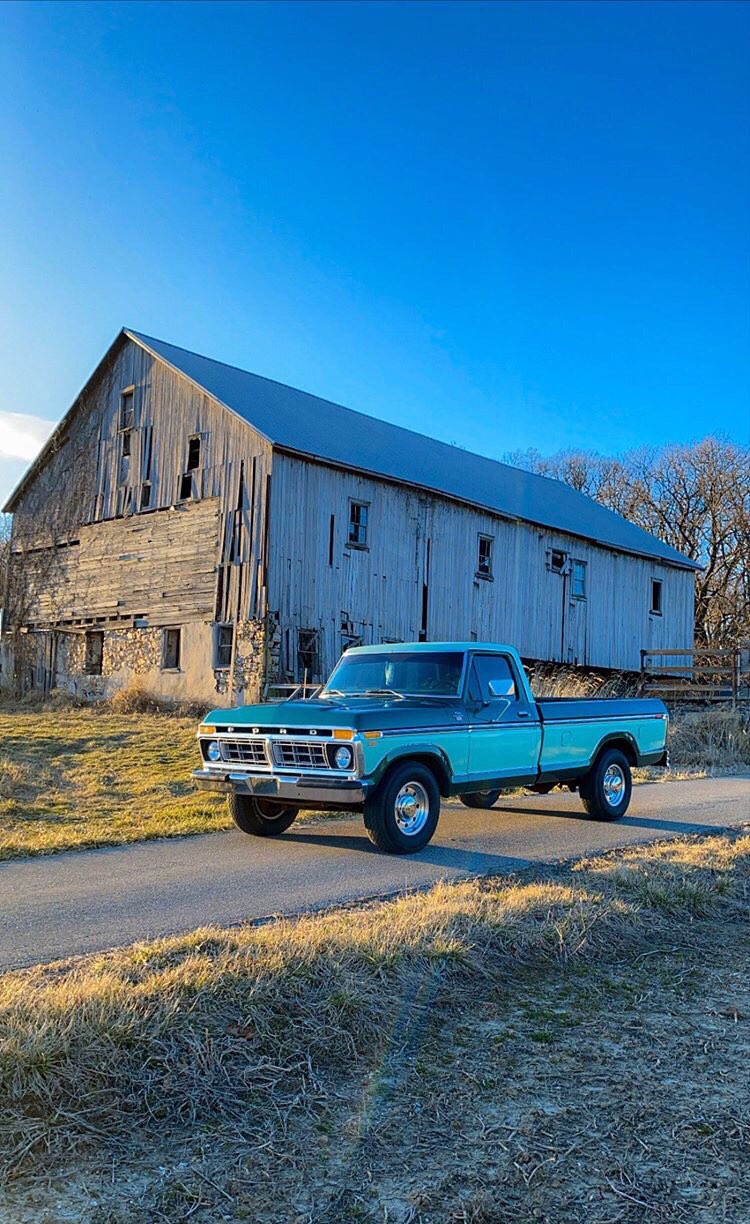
top-left (589, 730), bottom-right (640, 767)
top-left (368, 743), bottom-right (453, 795)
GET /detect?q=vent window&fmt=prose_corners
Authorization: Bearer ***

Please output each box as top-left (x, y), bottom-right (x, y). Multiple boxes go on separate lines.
top-left (84, 631), bottom-right (103, 676)
top-left (162, 627), bottom-right (181, 671)
top-left (348, 501), bottom-right (368, 548)
top-left (477, 534), bottom-right (493, 579)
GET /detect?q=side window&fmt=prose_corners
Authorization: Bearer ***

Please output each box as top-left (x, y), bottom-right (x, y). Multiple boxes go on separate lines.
top-left (84, 631), bottom-right (103, 676)
top-left (348, 501), bottom-right (369, 548)
top-left (472, 654), bottom-right (518, 702)
top-left (119, 388), bottom-right (135, 431)
top-left (477, 534), bottom-right (493, 579)
top-left (214, 624), bottom-right (234, 669)
top-left (162, 627), bottom-right (181, 670)
top-left (650, 579), bottom-right (663, 615)
top-left (571, 559), bottom-right (587, 599)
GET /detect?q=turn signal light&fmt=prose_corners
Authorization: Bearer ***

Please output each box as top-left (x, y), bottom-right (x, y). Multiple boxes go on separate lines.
top-left (201, 725), bottom-right (216, 735)
top-left (333, 728), bottom-right (355, 740)
top-left (363, 730), bottom-right (383, 740)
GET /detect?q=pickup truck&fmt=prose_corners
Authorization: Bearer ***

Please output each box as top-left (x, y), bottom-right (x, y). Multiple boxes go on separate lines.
top-left (192, 642), bottom-right (669, 854)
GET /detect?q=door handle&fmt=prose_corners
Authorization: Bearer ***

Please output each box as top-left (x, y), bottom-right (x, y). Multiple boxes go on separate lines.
top-left (516, 710), bottom-right (530, 719)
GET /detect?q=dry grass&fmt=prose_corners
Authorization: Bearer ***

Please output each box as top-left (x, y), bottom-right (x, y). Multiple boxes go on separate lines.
top-left (0, 829), bottom-right (748, 1222)
top-left (0, 710), bottom-right (230, 859)
top-left (668, 707), bottom-right (750, 768)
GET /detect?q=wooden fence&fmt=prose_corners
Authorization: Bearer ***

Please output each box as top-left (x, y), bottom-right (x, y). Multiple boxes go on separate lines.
top-left (640, 646), bottom-right (749, 707)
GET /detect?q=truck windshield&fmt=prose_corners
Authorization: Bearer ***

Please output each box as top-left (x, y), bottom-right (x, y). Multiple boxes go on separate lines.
top-left (322, 651), bottom-right (464, 697)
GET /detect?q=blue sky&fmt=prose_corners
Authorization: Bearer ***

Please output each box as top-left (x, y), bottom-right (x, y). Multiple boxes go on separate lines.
top-left (1, 0), bottom-right (748, 505)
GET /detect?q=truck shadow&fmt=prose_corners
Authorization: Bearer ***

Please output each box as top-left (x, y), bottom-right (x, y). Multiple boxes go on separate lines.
top-left (498, 805), bottom-right (722, 835)
top-left (287, 829), bottom-right (531, 871)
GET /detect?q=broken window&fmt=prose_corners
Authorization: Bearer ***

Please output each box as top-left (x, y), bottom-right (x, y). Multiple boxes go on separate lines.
top-left (650, 579), bottom-right (663, 615)
top-left (122, 429), bottom-right (132, 458)
top-left (477, 534), bottom-right (493, 579)
top-left (84, 631), bottom-right (103, 676)
top-left (348, 501), bottom-right (368, 547)
top-left (548, 548), bottom-right (567, 573)
top-left (214, 624), bottom-right (234, 669)
top-left (119, 388), bottom-right (135, 431)
top-left (571, 559), bottom-right (587, 599)
top-left (162, 627), bottom-right (181, 670)
top-left (178, 472), bottom-right (193, 501)
top-left (297, 628), bottom-right (320, 680)
top-left (187, 436), bottom-right (201, 471)
top-left (140, 482), bottom-right (152, 509)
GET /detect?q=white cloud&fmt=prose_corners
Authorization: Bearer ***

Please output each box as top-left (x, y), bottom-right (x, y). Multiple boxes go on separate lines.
top-left (0, 411), bottom-right (57, 462)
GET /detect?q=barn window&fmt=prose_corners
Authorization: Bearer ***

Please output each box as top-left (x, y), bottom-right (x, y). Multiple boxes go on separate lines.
top-left (214, 624), bottom-right (234, 669)
top-left (571, 559), bottom-right (587, 599)
top-left (119, 388), bottom-right (135, 431)
top-left (84, 631), bottom-right (103, 676)
top-left (548, 548), bottom-right (567, 573)
top-left (140, 482), bottom-right (152, 509)
top-left (650, 579), bottom-right (663, 615)
top-left (178, 472), bottom-right (194, 501)
top-left (477, 534), bottom-right (493, 579)
top-left (122, 429), bottom-right (132, 458)
top-left (162, 627), bottom-right (181, 670)
top-left (348, 501), bottom-right (368, 548)
top-left (187, 436), bottom-right (201, 471)
top-left (297, 628), bottom-right (320, 680)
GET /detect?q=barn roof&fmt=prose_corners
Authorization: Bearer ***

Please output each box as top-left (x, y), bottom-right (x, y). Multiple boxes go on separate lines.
top-left (126, 330), bottom-right (696, 570)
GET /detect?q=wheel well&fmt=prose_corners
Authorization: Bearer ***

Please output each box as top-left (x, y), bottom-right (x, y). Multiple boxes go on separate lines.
top-left (381, 753), bottom-right (451, 797)
top-left (594, 737), bottom-right (637, 767)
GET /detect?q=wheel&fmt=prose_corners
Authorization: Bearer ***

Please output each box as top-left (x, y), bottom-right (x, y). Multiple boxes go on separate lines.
top-left (579, 749), bottom-right (632, 821)
top-left (364, 762), bottom-right (441, 854)
top-left (228, 793), bottom-right (299, 837)
top-left (457, 790), bottom-right (502, 809)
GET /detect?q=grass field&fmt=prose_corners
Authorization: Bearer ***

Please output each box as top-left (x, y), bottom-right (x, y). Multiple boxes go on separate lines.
top-left (1, 705), bottom-right (747, 860)
top-left (1, 828), bottom-right (748, 1223)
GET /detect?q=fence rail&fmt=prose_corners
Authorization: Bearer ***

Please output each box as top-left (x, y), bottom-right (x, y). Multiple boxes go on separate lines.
top-left (640, 646), bottom-right (749, 706)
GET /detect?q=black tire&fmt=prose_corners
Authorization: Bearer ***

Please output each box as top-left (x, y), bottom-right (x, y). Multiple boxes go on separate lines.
top-left (228, 793), bottom-right (299, 837)
top-left (364, 762), bottom-right (441, 854)
top-left (457, 790), bottom-right (502, 809)
top-left (579, 748), bottom-right (632, 821)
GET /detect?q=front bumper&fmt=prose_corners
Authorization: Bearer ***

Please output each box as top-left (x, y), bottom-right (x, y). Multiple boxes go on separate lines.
top-left (191, 767), bottom-right (368, 807)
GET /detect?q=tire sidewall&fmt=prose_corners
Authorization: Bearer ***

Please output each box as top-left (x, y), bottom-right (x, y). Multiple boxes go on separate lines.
top-left (590, 748), bottom-right (632, 819)
top-left (370, 762), bottom-right (441, 852)
top-left (458, 790), bottom-right (501, 809)
top-left (229, 794), bottom-right (299, 836)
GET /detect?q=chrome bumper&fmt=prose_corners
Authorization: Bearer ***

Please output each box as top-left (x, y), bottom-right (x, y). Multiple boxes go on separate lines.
top-left (191, 767), bottom-right (368, 807)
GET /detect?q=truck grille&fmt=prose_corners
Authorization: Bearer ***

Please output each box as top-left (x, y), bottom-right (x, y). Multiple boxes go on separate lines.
top-left (220, 739), bottom-right (269, 765)
top-left (272, 740), bottom-right (330, 769)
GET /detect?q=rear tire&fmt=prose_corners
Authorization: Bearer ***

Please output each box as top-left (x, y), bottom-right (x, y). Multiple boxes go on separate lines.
top-left (364, 762), bottom-right (441, 854)
top-left (579, 749), bottom-right (632, 821)
top-left (457, 790), bottom-right (501, 809)
top-left (228, 794), bottom-right (299, 837)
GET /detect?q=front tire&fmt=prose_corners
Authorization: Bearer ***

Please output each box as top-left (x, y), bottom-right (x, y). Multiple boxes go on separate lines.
top-left (364, 762), bottom-right (441, 854)
top-left (579, 749), bottom-right (632, 821)
top-left (457, 790), bottom-right (501, 809)
top-left (228, 794), bottom-right (299, 837)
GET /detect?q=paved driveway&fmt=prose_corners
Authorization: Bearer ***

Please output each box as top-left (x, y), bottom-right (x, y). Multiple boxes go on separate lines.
top-left (1, 775), bottom-right (748, 970)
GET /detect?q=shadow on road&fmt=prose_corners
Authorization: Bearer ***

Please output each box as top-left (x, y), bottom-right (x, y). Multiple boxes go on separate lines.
top-left (497, 805), bottom-right (722, 835)
top-left (286, 828), bottom-right (531, 872)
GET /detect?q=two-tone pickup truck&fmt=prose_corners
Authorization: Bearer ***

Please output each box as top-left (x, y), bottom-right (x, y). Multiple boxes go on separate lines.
top-left (192, 642), bottom-right (668, 854)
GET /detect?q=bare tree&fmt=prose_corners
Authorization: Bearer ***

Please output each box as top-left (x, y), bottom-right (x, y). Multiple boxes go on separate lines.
top-left (506, 438), bottom-right (750, 647)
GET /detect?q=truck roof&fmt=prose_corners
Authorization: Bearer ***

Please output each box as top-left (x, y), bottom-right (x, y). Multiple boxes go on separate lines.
top-left (343, 642), bottom-right (515, 656)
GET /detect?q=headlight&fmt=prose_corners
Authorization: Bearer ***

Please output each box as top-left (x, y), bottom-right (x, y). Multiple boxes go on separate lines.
top-left (206, 740), bottom-right (222, 763)
top-left (334, 745), bottom-right (353, 770)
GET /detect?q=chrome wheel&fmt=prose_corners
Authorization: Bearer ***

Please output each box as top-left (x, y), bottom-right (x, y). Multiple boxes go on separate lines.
top-left (602, 763), bottom-right (626, 807)
top-left (393, 781), bottom-right (430, 836)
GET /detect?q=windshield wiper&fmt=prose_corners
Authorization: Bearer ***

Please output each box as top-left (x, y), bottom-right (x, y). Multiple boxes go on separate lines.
top-left (363, 688), bottom-right (404, 699)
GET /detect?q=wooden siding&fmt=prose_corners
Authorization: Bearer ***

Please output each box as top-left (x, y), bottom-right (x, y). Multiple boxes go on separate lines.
top-left (17, 499), bottom-right (221, 627)
top-left (268, 453), bottom-right (695, 677)
top-left (9, 338), bottom-right (273, 630)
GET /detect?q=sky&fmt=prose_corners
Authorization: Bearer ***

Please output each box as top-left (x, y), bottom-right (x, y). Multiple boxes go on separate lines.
top-left (1, 0), bottom-right (749, 506)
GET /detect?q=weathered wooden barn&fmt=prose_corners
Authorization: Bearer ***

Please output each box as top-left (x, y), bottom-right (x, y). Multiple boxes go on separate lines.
top-left (1, 329), bottom-right (698, 704)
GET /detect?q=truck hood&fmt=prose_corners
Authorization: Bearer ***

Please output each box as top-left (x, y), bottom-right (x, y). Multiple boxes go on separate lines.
top-left (202, 695), bottom-right (467, 734)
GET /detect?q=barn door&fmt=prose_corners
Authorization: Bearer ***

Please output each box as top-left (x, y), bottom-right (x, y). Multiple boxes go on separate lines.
top-left (546, 549), bottom-right (589, 666)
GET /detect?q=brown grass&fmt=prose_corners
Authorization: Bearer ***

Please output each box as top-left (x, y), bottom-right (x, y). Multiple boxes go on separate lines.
top-left (0, 829), bottom-right (748, 1222)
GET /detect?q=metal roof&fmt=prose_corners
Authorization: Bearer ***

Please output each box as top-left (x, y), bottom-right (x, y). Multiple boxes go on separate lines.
top-left (127, 330), bottom-right (696, 569)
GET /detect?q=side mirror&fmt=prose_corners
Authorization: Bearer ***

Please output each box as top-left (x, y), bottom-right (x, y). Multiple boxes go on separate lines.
top-left (488, 678), bottom-right (515, 699)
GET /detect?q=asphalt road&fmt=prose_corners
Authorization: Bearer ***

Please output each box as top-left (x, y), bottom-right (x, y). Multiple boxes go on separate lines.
top-left (2, 776), bottom-right (748, 971)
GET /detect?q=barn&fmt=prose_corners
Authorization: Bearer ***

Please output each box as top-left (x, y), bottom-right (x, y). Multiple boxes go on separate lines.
top-left (1, 329), bottom-right (698, 704)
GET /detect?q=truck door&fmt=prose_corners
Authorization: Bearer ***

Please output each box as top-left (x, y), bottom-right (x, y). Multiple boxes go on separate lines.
top-left (466, 653), bottom-right (541, 787)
